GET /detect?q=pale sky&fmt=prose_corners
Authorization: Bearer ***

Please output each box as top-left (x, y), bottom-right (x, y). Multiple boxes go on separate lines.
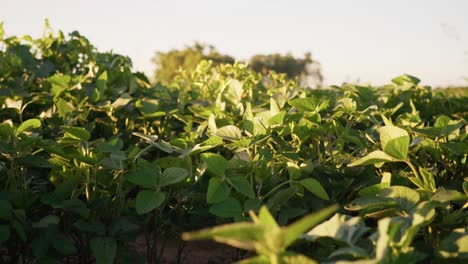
top-left (1, 0), bottom-right (468, 87)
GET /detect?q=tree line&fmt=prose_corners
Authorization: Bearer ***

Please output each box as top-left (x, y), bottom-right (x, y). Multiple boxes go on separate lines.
top-left (152, 42), bottom-right (323, 87)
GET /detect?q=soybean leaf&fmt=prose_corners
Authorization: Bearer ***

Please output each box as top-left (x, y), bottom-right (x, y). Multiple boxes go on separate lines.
top-left (287, 162), bottom-right (301, 180)
top-left (201, 153), bottom-right (228, 176)
top-left (209, 197), bottom-right (243, 218)
top-left (358, 183), bottom-right (391, 197)
top-left (244, 199), bottom-right (263, 214)
top-left (62, 126), bottom-right (91, 141)
top-left (57, 199), bottom-right (90, 218)
top-left (236, 255), bottom-right (270, 264)
top-left (257, 206), bottom-right (279, 229)
top-left (348, 150), bottom-right (398, 167)
top-left (345, 196), bottom-right (396, 211)
top-left (182, 222), bottom-right (264, 251)
top-left (33, 215), bottom-right (60, 228)
top-left (135, 190), bottom-right (165, 215)
top-left (56, 98), bottom-right (74, 118)
top-left (51, 234), bottom-right (77, 255)
top-left (228, 176), bottom-right (255, 199)
top-left (0, 200), bottom-right (12, 220)
top-left (379, 126), bottom-right (410, 160)
top-left (90, 237), bottom-right (116, 264)
top-left (436, 229), bottom-right (468, 259)
top-left (16, 118), bottom-right (41, 135)
top-left (306, 213), bottom-right (370, 245)
top-left (392, 74), bottom-right (420, 85)
top-left (215, 125), bottom-right (242, 141)
top-left (207, 177), bottom-right (231, 204)
top-left (280, 252), bottom-right (318, 264)
top-left (267, 186), bottom-right (300, 211)
top-left (378, 186), bottom-right (420, 212)
top-left (300, 178), bottom-right (329, 200)
top-left (432, 190), bottom-right (467, 203)
top-left (159, 167), bottom-right (189, 187)
top-left (0, 225), bottom-right (10, 243)
top-left (283, 205), bottom-right (339, 248)
top-left (289, 97), bottom-right (316, 112)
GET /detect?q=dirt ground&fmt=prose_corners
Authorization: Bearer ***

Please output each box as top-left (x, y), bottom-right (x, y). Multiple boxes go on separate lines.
top-left (133, 235), bottom-right (253, 264)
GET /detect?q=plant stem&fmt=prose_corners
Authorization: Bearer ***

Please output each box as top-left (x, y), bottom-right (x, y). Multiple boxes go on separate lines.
top-left (405, 160), bottom-right (420, 180)
top-left (261, 180), bottom-right (293, 200)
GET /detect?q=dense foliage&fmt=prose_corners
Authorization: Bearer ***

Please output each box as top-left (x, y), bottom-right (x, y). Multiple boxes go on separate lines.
top-left (152, 43), bottom-right (322, 87)
top-left (1, 24), bottom-right (467, 263)
top-left (152, 43), bottom-right (235, 84)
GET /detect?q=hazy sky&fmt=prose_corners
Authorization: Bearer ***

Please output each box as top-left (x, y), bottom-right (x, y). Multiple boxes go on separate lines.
top-left (2, 0), bottom-right (468, 86)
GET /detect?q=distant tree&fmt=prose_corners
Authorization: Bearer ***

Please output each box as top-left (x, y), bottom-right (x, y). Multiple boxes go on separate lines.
top-left (152, 43), bottom-right (234, 84)
top-left (249, 52), bottom-right (323, 86)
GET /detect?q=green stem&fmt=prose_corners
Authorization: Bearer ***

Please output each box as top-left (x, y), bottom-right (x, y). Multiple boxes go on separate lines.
top-left (405, 160), bottom-right (420, 180)
top-left (134, 145), bottom-right (153, 161)
top-left (261, 180), bottom-right (294, 200)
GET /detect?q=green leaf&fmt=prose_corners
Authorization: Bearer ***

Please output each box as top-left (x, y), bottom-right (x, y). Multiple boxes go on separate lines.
top-left (437, 229), bottom-right (468, 259)
top-left (269, 111), bottom-right (286, 126)
top-left (16, 118), bottom-right (41, 135)
top-left (48, 74), bottom-right (70, 98)
top-left (419, 167), bottom-right (436, 192)
top-left (135, 190), bottom-right (165, 215)
top-left (201, 153), bottom-right (228, 176)
top-left (215, 125), bottom-right (242, 141)
top-left (33, 215), bottom-right (60, 228)
top-left (267, 186), bottom-right (300, 211)
top-left (62, 126), bottom-right (91, 141)
top-left (56, 98), bottom-right (74, 118)
top-left (306, 213), bottom-right (369, 245)
top-left (207, 177), bottom-right (231, 204)
top-left (209, 197), bottom-right (242, 218)
top-left (283, 204), bottom-right (339, 248)
top-left (432, 190), bottom-right (467, 203)
top-left (345, 196), bottom-right (396, 211)
top-left (73, 220), bottom-right (106, 235)
top-left (0, 225), bottom-right (10, 243)
top-left (358, 183), bottom-right (391, 197)
top-left (379, 126), bottom-right (410, 160)
top-left (280, 252), bottom-right (318, 264)
top-left (348, 150), bottom-right (398, 167)
top-left (236, 255), bottom-right (270, 264)
top-left (208, 114), bottom-right (218, 133)
top-left (135, 98), bottom-right (163, 116)
top-left (58, 199), bottom-right (90, 218)
top-left (227, 176), bottom-right (255, 199)
top-left (125, 162), bottom-right (160, 188)
top-left (12, 220), bottom-right (26, 242)
top-left (391, 74), bottom-right (420, 85)
top-left (300, 178), bottom-right (329, 200)
top-left (0, 122), bottom-right (15, 139)
top-left (287, 162), bottom-right (301, 180)
top-left (159, 167), bottom-right (188, 187)
top-left (378, 186), bottom-right (420, 212)
top-left (51, 234), bottom-right (77, 255)
top-left (182, 222), bottom-right (264, 251)
top-left (257, 206), bottom-right (279, 229)
top-left (244, 199), bottom-right (262, 214)
top-left (96, 71), bottom-right (107, 98)
top-left (0, 200), bottom-right (12, 220)
top-left (289, 97), bottom-right (318, 112)
top-left (90, 237), bottom-right (116, 264)
top-left (132, 132), bottom-right (158, 143)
